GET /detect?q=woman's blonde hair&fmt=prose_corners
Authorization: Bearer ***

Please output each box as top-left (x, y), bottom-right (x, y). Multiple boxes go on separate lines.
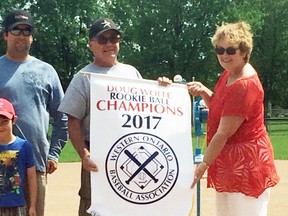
top-left (211, 21), bottom-right (253, 62)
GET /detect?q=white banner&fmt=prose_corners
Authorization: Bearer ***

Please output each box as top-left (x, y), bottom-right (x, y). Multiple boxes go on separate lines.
top-left (88, 74), bottom-right (194, 216)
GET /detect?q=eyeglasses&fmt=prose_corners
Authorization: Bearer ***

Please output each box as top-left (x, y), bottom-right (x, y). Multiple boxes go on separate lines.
top-left (9, 27), bottom-right (33, 36)
top-left (94, 35), bottom-right (121, 44)
top-left (215, 46), bottom-right (239, 55)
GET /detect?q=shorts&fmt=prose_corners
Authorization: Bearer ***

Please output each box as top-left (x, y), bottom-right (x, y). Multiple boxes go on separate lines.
top-left (25, 171), bottom-right (47, 216)
top-left (0, 206), bottom-right (27, 216)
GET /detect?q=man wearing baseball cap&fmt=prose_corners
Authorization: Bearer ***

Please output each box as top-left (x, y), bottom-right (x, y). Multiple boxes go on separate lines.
top-left (58, 18), bottom-right (142, 215)
top-left (0, 9), bottom-right (68, 216)
top-left (89, 18), bottom-right (119, 40)
top-left (0, 98), bottom-right (37, 216)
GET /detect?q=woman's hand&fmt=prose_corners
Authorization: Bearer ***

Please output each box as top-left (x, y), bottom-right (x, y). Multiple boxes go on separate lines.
top-left (187, 81), bottom-right (205, 96)
top-left (157, 76), bottom-right (172, 86)
top-left (191, 161), bottom-right (208, 188)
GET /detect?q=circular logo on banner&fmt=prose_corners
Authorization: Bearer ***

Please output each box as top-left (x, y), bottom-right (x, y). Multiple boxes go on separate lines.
top-left (105, 132), bottom-right (179, 204)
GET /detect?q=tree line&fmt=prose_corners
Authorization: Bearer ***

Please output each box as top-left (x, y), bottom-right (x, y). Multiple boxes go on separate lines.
top-left (1, 0), bottom-right (287, 109)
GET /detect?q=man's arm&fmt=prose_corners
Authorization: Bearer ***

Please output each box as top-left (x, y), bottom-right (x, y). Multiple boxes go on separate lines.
top-left (68, 115), bottom-right (98, 172)
top-left (47, 111), bottom-right (68, 174)
top-left (47, 71), bottom-right (68, 173)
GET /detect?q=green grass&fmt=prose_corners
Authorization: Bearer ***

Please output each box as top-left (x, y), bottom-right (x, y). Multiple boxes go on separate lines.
top-left (267, 120), bottom-right (288, 135)
top-left (59, 121), bottom-right (288, 162)
top-left (268, 119), bottom-right (288, 160)
top-left (59, 141), bottom-right (80, 162)
top-left (270, 135), bottom-right (288, 160)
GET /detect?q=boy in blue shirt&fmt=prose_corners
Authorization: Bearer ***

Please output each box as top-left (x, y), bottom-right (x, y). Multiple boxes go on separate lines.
top-left (0, 98), bottom-right (37, 216)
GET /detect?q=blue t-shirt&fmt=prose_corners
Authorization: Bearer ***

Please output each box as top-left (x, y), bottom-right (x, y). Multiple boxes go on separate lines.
top-left (0, 137), bottom-right (35, 207)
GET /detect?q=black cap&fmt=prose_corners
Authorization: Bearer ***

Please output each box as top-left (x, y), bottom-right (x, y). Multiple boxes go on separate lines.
top-left (89, 18), bottom-right (120, 39)
top-left (2, 9), bottom-right (34, 30)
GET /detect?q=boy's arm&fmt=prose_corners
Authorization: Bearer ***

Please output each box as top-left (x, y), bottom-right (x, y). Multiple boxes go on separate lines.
top-left (27, 166), bottom-right (37, 216)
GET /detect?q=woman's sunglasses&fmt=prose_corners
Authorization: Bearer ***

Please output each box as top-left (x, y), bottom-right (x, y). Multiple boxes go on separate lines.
top-left (215, 46), bottom-right (239, 55)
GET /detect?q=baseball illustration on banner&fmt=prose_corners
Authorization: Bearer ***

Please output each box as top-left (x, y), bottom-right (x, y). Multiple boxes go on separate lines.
top-left (106, 132), bottom-right (179, 204)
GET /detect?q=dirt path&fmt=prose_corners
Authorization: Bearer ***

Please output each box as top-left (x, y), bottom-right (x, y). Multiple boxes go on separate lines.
top-left (46, 160), bottom-right (288, 216)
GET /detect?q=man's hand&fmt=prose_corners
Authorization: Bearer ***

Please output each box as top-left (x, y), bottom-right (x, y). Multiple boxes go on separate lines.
top-left (46, 159), bottom-right (58, 174)
top-left (82, 155), bottom-right (98, 172)
top-left (157, 76), bottom-right (172, 86)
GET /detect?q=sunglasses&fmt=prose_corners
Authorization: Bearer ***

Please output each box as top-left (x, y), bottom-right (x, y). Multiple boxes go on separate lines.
top-left (9, 26), bottom-right (33, 36)
top-left (215, 46), bottom-right (239, 55)
top-left (94, 35), bottom-right (121, 44)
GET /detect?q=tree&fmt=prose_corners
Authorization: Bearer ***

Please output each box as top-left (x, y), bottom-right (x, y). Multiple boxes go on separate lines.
top-left (221, 0), bottom-right (288, 109)
top-left (106, 0), bottom-right (229, 90)
top-left (0, 0), bottom-right (287, 109)
top-left (254, 0), bottom-right (288, 109)
top-left (29, 0), bottom-right (110, 89)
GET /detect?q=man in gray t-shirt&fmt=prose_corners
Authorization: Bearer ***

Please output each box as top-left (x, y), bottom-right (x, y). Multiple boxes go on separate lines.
top-left (58, 18), bottom-right (142, 215)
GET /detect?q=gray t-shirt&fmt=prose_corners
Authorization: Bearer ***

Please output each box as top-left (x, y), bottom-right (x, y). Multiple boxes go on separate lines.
top-left (58, 62), bottom-right (142, 140)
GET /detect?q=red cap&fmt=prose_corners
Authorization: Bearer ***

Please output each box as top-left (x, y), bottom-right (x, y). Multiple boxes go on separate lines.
top-left (0, 98), bottom-right (15, 119)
